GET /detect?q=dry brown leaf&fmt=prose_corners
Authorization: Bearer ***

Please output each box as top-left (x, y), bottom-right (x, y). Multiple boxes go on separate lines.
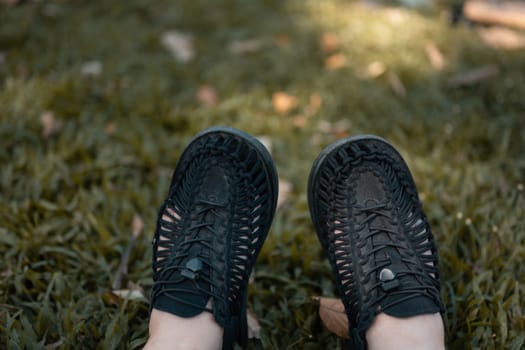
top-left (384, 8), bottom-right (409, 23)
top-left (277, 178), bottom-right (293, 209)
top-left (293, 114), bottom-right (308, 128)
top-left (247, 309), bottom-right (262, 339)
top-left (320, 32), bottom-right (341, 52)
top-left (367, 61), bottom-right (386, 78)
top-left (308, 93), bottom-right (323, 115)
top-left (104, 121), bottom-right (116, 135)
top-left (197, 85), bottom-right (219, 106)
top-left (424, 41), bottom-right (446, 70)
top-left (318, 120), bottom-right (332, 134)
top-left (317, 120), bottom-right (352, 137)
top-left (335, 130), bottom-right (350, 139)
top-left (325, 53), bottom-right (347, 70)
top-left (274, 34), bottom-right (291, 47)
top-left (229, 38), bottom-right (264, 54)
top-left (315, 296), bottom-right (349, 339)
top-left (161, 31), bottom-right (195, 63)
top-left (132, 214), bottom-right (144, 238)
top-left (464, 0), bottom-right (525, 30)
top-left (447, 64), bottom-right (499, 87)
top-left (311, 133), bottom-right (322, 147)
top-left (388, 73), bottom-right (406, 98)
top-left (477, 26), bottom-right (525, 50)
top-left (272, 92), bottom-right (298, 115)
top-left (40, 111), bottom-right (62, 138)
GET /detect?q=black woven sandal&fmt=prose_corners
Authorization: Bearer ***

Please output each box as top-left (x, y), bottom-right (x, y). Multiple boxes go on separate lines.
top-left (151, 126), bottom-right (278, 349)
top-left (308, 135), bottom-right (445, 349)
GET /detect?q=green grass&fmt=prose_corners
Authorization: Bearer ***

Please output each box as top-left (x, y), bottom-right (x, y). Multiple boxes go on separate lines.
top-left (1, 0), bottom-right (524, 348)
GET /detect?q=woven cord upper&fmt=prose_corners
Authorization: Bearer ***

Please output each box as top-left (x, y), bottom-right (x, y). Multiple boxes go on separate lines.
top-left (309, 137), bottom-right (445, 349)
top-left (151, 129), bottom-right (277, 349)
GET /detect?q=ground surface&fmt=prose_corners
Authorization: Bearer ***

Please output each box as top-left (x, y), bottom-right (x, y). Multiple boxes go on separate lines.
top-left (1, 0), bottom-right (524, 349)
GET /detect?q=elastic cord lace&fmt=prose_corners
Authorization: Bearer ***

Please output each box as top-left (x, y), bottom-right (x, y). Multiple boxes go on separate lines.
top-left (152, 199), bottom-right (228, 313)
top-left (354, 201), bottom-right (429, 312)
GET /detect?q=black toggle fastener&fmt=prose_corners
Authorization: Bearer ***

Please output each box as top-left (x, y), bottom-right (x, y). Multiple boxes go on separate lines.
top-left (379, 267), bottom-right (400, 291)
top-left (182, 257), bottom-right (203, 280)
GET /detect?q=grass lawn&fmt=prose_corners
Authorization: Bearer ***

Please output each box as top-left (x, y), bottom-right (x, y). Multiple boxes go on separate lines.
top-left (1, 0), bottom-right (524, 348)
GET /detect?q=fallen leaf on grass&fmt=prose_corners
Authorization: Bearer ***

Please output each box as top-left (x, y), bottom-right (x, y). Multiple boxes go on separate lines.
top-left (197, 85), bottom-right (218, 106)
top-left (40, 111), bottom-right (62, 138)
top-left (247, 309), bottom-right (261, 339)
top-left (388, 73), bottom-right (406, 98)
top-left (447, 64), bottom-right (499, 87)
top-left (384, 8), bottom-right (409, 23)
top-left (274, 34), bottom-right (291, 47)
top-left (161, 31), bottom-right (195, 63)
top-left (477, 26), bottom-right (525, 50)
top-left (317, 120), bottom-right (332, 134)
top-left (277, 178), bottom-right (293, 209)
top-left (81, 60), bottom-right (102, 76)
top-left (229, 38), bottom-right (264, 54)
top-left (464, 0), bottom-right (525, 30)
top-left (367, 61), bottom-right (386, 78)
top-left (308, 93), bottom-right (323, 116)
top-left (424, 41), bottom-right (446, 70)
top-left (44, 339), bottom-right (64, 350)
top-left (110, 281), bottom-right (146, 303)
top-left (325, 53), bottom-right (347, 70)
top-left (320, 32), bottom-right (340, 52)
top-left (104, 121), bottom-right (116, 135)
top-left (132, 214), bottom-right (144, 238)
top-left (272, 92), bottom-right (298, 115)
top-left (111, 288), bottom-right (145, 301)
top-left (293, 114), bottom-right (308, 128)
top-left (313, 296), bottom-right (349, 339)
top-left (317, 119), bottom-right (352, 138)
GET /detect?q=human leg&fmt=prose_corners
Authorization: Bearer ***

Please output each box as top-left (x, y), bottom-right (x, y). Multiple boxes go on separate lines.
top-left (308, 135), bottom-right (446, 349)
top-left (366, 312), bottom-right (444, 350)
top-left (145, 127), bottom-right (278, 350)
top-left (144, 307), bottom-right (223, 350)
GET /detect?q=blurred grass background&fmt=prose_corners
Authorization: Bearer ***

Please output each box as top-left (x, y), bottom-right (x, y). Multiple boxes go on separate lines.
top-left (1, 0), bottom-right (524, 348)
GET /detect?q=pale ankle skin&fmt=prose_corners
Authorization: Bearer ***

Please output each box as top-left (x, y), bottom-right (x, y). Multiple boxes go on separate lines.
top-left (144, 310), bottom-right (444, 350)
top-left (366, 312), bottom-right (445, 350)
top-left (144, 308), bottom-right (224, 350)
